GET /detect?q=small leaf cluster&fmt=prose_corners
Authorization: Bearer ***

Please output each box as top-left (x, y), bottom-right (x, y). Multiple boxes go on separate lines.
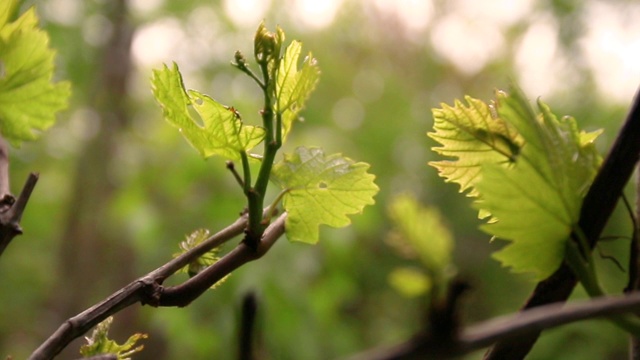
top-left (151, 23), bottom-right (378, 247)
top-left (429, 85), bottom-right (602, 280)
top-left (173, 229), bottom-right (229, 288)
top-left (79, 317), bottom-right (147, 360)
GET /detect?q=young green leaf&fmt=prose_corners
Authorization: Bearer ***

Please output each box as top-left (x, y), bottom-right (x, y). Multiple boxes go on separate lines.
top-left (79, 317), bottom-right (147, 360)
top-left (387, 194), bottom-right (454, 273)
top-left (0, 2), bottom-right (71, 147)
top-left (386, 195), bottom-right (454, 298)
top-left (388, 267), bottom-right (432, 298)
top-left (275, 41), bottom-right (320, 140)
top-left (477, 88), bottom-right (602, 279)
top-left (428, 95), bottom-right (523, 197)
top-left (151, 63), bottom-right (265, 160)
top-left (271, 146), bottom-right (378, 244)
top-left (172, 229), bottom-right (229, 289)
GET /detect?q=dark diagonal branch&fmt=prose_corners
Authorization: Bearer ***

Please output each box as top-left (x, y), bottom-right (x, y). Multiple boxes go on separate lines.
top-left (484, 86), bottom-right (640, 359)
top-left (29, 213), bottom-right (286, 360)
top-left (350, 292), bottom-right (640, 360)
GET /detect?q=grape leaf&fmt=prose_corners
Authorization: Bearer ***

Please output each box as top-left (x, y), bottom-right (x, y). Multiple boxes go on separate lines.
top-left (428, 95), bottom-right (523, 197)
top-left (151, 63), bottom-right (265, 160)
top-left (387, 194), bottom-right (453, 273)
top-left (271, 146), bottom-right (378, 244)
top-left (275, 40), bottom-right (320, 140)
top-left (80, 316), bottom-right (147, 360)
top-left (429, 86), bottom-right (602, 280)
top-left (0, 2), bottom-right (71, 147)
top-left (477, 88), bottom-right (602, 279)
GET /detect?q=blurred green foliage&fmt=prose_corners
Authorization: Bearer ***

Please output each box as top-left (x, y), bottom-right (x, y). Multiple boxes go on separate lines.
top-left (0, 0), bottom-right (638, 359)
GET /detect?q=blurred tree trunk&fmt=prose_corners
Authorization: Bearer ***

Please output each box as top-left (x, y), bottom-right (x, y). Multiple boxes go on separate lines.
top-left (50, 1), bottom-right (165, 358)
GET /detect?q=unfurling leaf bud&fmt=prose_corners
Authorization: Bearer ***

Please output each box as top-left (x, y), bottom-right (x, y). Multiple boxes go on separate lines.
top-left (254, 22), bottom-right (284, 65)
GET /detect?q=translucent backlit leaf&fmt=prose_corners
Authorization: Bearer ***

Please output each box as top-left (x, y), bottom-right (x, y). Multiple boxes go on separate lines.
top-left (0, 2), bottom-right (71, 146)
top-left (429, 85), bottom-right (602, 280)
top-left (428, 95), bottom-right (524, 197)
top-left (272, 146), bottom-right (378, 244)
top-left (275, 41), bottom-right (320, 140)
top-left (477, 87), bottom-right (602, 280)
top-left (151, 63), bottom-right (265, 160)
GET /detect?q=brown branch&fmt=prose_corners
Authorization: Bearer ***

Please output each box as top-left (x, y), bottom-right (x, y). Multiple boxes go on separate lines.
top-left (0, 172), bottom-right (39, 257)
top-left (350, 292), bottom-right (640, 360)
top-left (484, 86), bottom-right (640, 359)
top-left (156, 214), bottom-right (284, 307)
top-left (29, 213), bottom-right (286, 360)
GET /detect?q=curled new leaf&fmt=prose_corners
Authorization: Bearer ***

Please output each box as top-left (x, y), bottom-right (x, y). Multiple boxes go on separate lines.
top-left (151, 63), bottom-right (265, 160)
top-left (254, 21), bottom-right (284, 65)
top-left (272, 146), bottom-right (378, 244)
top-left (173, 229), bottom-right (229, 289)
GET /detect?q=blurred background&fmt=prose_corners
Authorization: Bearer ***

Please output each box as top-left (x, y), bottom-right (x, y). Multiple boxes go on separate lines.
top-left (1, 0), bottom-right (639, 359)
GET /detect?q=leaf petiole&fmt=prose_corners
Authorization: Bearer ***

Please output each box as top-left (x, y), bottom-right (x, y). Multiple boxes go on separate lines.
top-left (232, 51), bottom-right (266, 90)
top-left (263, 188), bottom-right (290, 224)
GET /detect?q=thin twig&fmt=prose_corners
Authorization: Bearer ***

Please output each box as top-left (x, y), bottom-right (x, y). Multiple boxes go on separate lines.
top-left (623, 192), bottom-right (639, 292)
top-left (226, 161), bottom-right (245, 189)
top-left (30, 212), bottom-right (275, 360)
top-left (349, 292), bottom-right (640, 360)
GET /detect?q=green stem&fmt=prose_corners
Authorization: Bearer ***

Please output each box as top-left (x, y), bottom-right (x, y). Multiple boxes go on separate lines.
top-left (276, 109), bottom-right (283, 146)
top-left (566, 227), bottom-right (640, 336)
top-left (244, 59), bottom-right (281, 249)
top-left (237, 65), bottom-right (265, 90)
